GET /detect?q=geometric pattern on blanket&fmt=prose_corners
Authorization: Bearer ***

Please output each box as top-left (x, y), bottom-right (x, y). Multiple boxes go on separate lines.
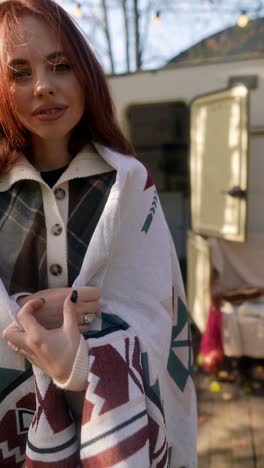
top-left (26, 372), bottom-right (79, 467)
top-left (0, 369), bottom-right (35, 467)
top-left (167, 297), bottom-right (194, 392)
top-left (141, 353), bottom-right (168, 466)
top-left (0, 305), bottom-right (194, 467)
top-left (141, 189), bottom-right (158, 235)
top-left (25, 314), bottom-right (168, 467)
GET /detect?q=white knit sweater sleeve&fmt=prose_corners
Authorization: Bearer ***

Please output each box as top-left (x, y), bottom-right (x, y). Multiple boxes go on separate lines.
top-left (53, 335), bottom-right (88, 391)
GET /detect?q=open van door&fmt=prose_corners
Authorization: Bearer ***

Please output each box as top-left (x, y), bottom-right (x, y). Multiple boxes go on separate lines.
top-left (190, 85), bottom-right (249, 242)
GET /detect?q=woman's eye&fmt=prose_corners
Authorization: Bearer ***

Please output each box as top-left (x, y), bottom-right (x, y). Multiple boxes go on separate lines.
top-left (10, 69), bottom-right (31, 80)
top-left (52, 63), bottom-right (71, 72)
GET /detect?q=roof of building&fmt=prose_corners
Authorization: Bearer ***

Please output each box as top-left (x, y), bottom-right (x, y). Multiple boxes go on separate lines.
top-left (167, 17), bottom-right (264, 66)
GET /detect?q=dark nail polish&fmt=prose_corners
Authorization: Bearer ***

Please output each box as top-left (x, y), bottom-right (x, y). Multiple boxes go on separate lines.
top-left (71, 290), bottom-right (78, 303)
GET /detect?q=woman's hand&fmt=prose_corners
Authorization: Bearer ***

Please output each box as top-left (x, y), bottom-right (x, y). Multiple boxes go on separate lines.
top-left (3, 291), bottom-right (81, 384)
top-left (17, 287), bottom-right (101, 330)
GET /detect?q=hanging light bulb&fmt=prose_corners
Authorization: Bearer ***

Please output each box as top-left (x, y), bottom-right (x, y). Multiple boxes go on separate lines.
top-left (153, 11), bottom-right (161, 26)
top-left (237, 10), bottom-right (249, 28)
top-left (74, 3), bottom-right (82, 19)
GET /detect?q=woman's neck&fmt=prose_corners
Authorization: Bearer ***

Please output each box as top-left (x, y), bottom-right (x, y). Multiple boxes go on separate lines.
top-left (29, 137), bottom-right (73, 172)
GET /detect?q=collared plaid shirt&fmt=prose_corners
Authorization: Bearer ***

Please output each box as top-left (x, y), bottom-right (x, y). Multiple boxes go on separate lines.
top-left (0, 149), bottom-right (116, 296)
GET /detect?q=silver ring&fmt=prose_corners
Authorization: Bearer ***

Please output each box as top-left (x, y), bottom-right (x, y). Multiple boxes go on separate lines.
top-left (84, 314), bottom-right (94, 325)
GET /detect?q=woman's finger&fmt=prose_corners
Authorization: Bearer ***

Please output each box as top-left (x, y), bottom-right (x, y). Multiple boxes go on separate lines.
top-left (78, 325), bottom-right (91, 333)
top-left (4, 321), bottom-right (40, 358)
top-left (78, 301), bottom-right (99, 313)
top-left (76, 286), bottom-right (101, 302)
top-left (16, 347), bottom-right (35, 362)
top-left (7, 342), bottom-right (34, 362)
top-left (63, 290), bottom-right (79, 331)
top-left (7, 341), bottom-right (20, 352)
top-left (3, 321), bottom-right (22, 336)
top-left (2, 323), bottom-right (25, 348)
top-left (17, 298), bottom-right (45, 335)
top-left (5, 330), bottom-right (30, 356)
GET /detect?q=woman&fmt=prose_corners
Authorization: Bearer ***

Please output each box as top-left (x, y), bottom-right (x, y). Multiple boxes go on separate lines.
top-left (0, 0), bottom-right (197, 466)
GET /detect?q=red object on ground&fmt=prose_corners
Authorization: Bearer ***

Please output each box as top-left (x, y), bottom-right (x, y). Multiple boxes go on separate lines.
top-left (199, 305), bottom-right (224, 373)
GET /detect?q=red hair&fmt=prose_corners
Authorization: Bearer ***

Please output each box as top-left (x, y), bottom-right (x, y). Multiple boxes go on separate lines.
top-left (0, 0), bottom-right (135, 174)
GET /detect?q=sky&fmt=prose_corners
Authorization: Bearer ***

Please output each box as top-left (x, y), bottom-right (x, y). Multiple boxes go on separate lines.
top-left (56, 1), bottom-right (264, 73)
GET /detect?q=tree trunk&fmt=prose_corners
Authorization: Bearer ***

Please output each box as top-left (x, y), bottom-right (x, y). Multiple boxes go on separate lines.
top-left (133, 0), bottom-right (141, 69)
top-left (101, 0), bottom-right (115, 73)
top-left (121, 0), bottom-right (130, 72)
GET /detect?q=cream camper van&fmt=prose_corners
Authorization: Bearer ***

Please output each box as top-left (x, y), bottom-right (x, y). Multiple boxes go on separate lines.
top-left (109, 20), bottom-right (264, 358)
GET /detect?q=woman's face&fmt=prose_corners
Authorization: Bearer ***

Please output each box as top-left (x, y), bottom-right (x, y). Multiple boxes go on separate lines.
top-left (6, 15), bottom-right (85, 145)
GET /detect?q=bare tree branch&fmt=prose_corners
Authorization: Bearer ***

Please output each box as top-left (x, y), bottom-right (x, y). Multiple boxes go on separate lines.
top-left (101, 0), bottom-right (116, 73)
top-left (133, 0), bottom-right (141, 69)
top-left (120, 0), bottom-right (131, 72)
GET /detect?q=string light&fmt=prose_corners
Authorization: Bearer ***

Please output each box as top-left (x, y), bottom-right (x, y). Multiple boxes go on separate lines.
top-left (153, 11), bottom-right (161, 26)
top-left (237, 10), bottom-right (249, 28)
top-left (74, 2), bottom-right (82, 19)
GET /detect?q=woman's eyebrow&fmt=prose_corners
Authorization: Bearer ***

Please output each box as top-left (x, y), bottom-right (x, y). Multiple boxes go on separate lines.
top-left (8, 51), bottom-right (66, 67)
top-left (46, 51), bottom-right (66, 61)
top-left (8, 58), bottom-right (28, 67)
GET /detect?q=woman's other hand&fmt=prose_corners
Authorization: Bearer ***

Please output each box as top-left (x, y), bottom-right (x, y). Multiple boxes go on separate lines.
top-left (16, 287), bottom-right (101, 330)
top-left (3, 291), bottom-right (81, 384)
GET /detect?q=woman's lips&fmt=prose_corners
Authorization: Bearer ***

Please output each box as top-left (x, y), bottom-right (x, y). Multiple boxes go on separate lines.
top-left (33, 107), bottom-right (68, 121)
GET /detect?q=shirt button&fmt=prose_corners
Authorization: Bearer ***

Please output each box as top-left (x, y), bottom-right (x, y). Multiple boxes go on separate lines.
top-left (51, 224), bottom-right (63, 236)
top-left (54, 188), bottom-right (66, 200)
top-left (50, 264), bottom-right (63, 276)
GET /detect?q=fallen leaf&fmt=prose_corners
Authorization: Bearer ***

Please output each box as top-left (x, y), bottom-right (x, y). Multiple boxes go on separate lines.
top-left (222, 392), bottom-right (232, 401)
top-left (210, 381), bottom-right (221, 393)
top-left (217, 370), bottom-right (229, 380)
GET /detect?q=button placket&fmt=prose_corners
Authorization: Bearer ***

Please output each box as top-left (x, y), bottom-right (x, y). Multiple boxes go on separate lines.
top-left (53, 182), bottom-right (69, 228)
top-left (41, 185), bottom-right (68, 288)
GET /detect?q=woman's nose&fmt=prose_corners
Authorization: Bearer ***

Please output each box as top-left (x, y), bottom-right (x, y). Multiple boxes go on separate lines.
top-left (34, 73), bottom-right (55, 97)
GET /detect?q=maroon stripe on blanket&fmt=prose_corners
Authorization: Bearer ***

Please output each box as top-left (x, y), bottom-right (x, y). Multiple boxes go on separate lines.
top-left (148, 415), bottom-right (168, 465)
top-left (125, 337), bottom-right (144, 393)
top-left (144, 170), bottom-right (154, 191)
top-left (81, 425), bottom-right (149, 467)
top-left (156, 448), bottom-right (168, 468)
top-left (153, 438), bottom-right (167, 460)
top-left (25, 452), bottom-right (79, 467)
top-left (33, 381), bottom-right (73, 433)
top-left (148, 415), bottom-right (159, 458)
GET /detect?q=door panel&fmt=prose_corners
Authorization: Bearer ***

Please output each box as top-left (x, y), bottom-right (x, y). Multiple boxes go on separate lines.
top-left (190, 85), bottom-right (249, 241)
top-left (187, 231), bottom-right (211, 331)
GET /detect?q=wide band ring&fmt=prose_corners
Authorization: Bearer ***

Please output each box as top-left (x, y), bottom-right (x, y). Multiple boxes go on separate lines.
top-left (84, 314), bottom-right (94, 325)
top-left (12, 345), bottom-right (20, 353)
